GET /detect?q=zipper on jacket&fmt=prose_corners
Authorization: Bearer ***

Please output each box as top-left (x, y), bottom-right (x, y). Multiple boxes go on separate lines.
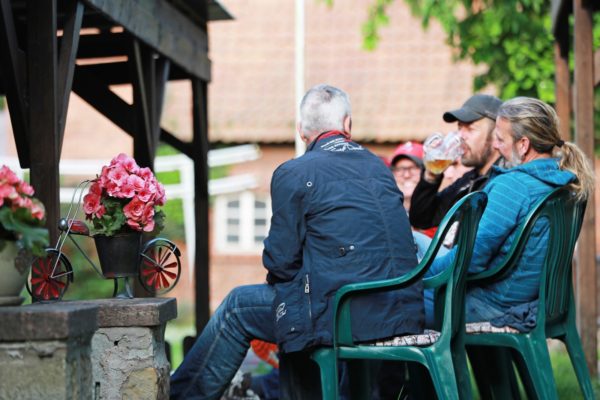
top-left (304, 274), bottom-right (312, 319)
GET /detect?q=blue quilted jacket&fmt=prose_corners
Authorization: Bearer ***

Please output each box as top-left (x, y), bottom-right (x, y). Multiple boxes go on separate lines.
top-left (429, 158), bottom-right (575, 312)
top-left (263, 133), bottom-right (424, 353)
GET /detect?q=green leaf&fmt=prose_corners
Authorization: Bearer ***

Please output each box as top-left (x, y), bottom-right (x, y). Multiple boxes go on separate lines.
top-left (0, 207), bottom-right (49, 256)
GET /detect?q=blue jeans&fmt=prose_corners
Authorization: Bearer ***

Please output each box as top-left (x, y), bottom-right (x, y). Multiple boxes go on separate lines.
top-left (170, 284), bottom-right (276, 400)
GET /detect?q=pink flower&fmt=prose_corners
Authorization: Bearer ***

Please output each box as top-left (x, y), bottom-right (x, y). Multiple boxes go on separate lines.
top-left (141, 202), bottom-right (155, 223)
top-left (137, 187), bottom-right (153, 203)
top-left (105, 181), bottom-right (120, 197)
top-left (0, 184), bottom-right (16, 200)
top-left (127, 174), bottom-right (145, 192)
top-left (13, 195), bottom-right (32, 210)
top-left (127, 219), bottom-right (141, 230)
top-left (84, 155), bottom-right (166, 235)
top-left (17, 181), bottom-right (34, 196)
top-left (155, 183), bottom-right (166, 206)
top-left (138, 167), bottom-right (153, 181)
top-left (89, 181), bottom-right (102, 196)
top-left (107, 166), bottom-right (129, 186)
top-left (142, 219), bottom-right (155, 232)
top-left (123, 196), bottom-right (145, 221)
top-left (30, 200), bottom-right (46, 220)
top-left (118, 183), bottom-right (136, 199)
top-left (0, 165), bottom-right (20, 185)
top-left (122, 158), bottom-right (140, 174)
top-left (83, 193), bottom-right (102, 216)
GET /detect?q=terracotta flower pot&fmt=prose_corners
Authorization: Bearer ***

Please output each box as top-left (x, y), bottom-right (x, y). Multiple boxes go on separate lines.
top-left (0, 241), bottom-right (28, 306)
top-left (94, 232), bottom-right (142, 278)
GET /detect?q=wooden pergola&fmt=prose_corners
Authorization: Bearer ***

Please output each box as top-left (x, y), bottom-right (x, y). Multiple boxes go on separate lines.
top-left (552, 0), bottom-right (598, 375)
top-left (0, 0), bottom-right (231, 334)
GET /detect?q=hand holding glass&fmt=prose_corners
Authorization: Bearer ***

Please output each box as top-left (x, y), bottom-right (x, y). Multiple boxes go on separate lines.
top-left (423, 132), bottom-right (464, 175)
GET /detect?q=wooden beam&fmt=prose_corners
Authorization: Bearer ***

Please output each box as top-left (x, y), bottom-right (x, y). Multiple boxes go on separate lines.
top-left (0, 0), bottom-right (29, 167)
top-left (154, 57), bottom-right (170, 145)
top-left (27, 0), bottom-right (60, 244)
top-left (554, 21), bottom-right (571, 141)
top-left (131, 39), bottom-right (154, 168)
top-left (551, 0), bottom-right (569, 35)
top-left (594, 49), bottom-right (600, 87)
top-left (73, 61), bottom-right (189, 85)
top-left (192, 77), bottom-right (210, 334)
top-left (81, 0), bottom-right (211, 81)
top-left (72, 66), bottom-right (134, 133)
top-left (73, 66), bottom-right (193, 158)
top-left (68, 32), bottom-right (129, 59)
top-left (57, 0), bottom-right (84, 154)
top-left (573, 0), bottom-right (597, 376)
top-left (160, 128), bottom-right (193, 158)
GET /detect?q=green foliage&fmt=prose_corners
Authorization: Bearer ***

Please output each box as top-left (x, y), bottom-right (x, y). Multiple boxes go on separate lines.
top-left (361, 1), bottom-right (600, 106)
top-left (0, 207), bottom-right (49, 256)
top-left (90, 197), bottom-right (126, 236)
top-left (0, 96), bottom-right (5, 111)
top-left (362, 0), bottom-right (395, 50)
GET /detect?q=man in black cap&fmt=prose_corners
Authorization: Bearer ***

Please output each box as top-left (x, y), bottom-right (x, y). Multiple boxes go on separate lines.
top-left (409, 94), bottom-right (503, 230)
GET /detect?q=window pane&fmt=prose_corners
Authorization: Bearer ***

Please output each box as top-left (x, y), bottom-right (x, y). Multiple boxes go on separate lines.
top-left (227, 218), bottom-right (240, 226)
top-left (255, 200), bottom-right (266, 209)
top-left (227, 200), bottom-right (240, 209)
top-left (227, 235), bottom-right (239, 243)
top-left (254, 235), bottom-right (266, 243)
top-left (255, 218), bottom-right (267, 226)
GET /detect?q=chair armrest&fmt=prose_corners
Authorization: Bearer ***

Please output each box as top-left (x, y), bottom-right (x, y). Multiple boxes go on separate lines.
top-left (332, 261), bottom-right (431, 346)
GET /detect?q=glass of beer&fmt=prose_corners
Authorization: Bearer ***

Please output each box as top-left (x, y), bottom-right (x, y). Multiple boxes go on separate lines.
top-left (423, 132), bottom-right (463, 175)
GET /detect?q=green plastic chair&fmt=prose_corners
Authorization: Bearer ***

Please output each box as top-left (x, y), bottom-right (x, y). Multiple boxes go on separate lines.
top-left (311, 191), bottom-right (488, 400)
top-left (464, 187), bottom-right (593, 400)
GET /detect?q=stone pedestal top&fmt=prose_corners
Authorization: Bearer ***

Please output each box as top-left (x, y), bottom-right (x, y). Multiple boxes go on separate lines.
top-left (0, 302), bottom-right (99, 341)
top-left (71, 297), bottom-right (177, 327)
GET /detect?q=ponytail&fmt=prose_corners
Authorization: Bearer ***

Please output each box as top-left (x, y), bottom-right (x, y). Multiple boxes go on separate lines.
top-left (556, 142), bottom-right (595, 201)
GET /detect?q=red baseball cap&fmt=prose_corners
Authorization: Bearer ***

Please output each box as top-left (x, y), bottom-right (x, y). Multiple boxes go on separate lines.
top-left (390, 141), bottom-right (424, 167)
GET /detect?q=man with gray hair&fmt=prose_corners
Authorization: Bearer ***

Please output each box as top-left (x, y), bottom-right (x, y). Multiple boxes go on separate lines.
top-left (170, 84), bottom-right (423, 399)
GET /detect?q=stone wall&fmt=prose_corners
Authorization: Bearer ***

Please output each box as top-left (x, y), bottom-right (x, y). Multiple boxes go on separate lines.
top-left (0, 303), bottom-right (98, 400)
top-left (0, 298), bottom-right (176, 400)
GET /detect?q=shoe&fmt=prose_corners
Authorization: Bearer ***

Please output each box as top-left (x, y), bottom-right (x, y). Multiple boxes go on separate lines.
top-left (222, 371), bottom-right (260, 400)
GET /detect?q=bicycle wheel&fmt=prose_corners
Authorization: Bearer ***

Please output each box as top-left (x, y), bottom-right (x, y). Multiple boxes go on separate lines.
top-left (26, 249), bottom-right (73, 301)
top-left (138, 239), bottom-right (181, 295)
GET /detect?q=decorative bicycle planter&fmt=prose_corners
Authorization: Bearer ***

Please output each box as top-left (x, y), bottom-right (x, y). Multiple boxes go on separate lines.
top-left (26, 181), bottom-right (181, 301)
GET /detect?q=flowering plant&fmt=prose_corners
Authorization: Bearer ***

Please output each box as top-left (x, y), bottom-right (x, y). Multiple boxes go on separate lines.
top-left (0, 165), bottom-right (49, 256)
top-left (83, 154), bottom-right (166, 236)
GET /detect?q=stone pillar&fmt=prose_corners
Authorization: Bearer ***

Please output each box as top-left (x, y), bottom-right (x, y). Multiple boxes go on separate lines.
top-left (0, 303), bottom-right (99, 399)
top-left (74, 298), bottom-right (177, 400)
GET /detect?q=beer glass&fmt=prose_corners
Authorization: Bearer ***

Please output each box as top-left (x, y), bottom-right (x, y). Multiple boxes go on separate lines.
top-left (423, 132), bottom-right (463, 175)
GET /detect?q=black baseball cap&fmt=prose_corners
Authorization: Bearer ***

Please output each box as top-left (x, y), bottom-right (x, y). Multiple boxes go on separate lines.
top-left (443, 94), bottom-right (503, 123)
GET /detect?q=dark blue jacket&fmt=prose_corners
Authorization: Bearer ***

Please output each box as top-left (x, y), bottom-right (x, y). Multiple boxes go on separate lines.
top-left (263, 133), bottom-right (424, 353)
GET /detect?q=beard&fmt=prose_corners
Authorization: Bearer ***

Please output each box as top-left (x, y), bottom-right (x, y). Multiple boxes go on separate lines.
top-left (461, 129), bottom-right (494, 169)
top-left (503, 145), bottom-right (524, 169)
top-left (462, 144), bottom-right (492, 169)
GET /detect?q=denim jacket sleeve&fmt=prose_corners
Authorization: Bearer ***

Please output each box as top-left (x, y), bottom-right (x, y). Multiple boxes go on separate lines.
top-left (262, 164), bottom-right (307, 283)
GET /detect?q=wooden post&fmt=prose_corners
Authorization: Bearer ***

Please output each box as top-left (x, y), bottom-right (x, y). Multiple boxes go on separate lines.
top-left (573, 0), bottom-right (597, 376)
top-left (192, 78), bottom-right (210, 334)
top-left (554, 23), bottom-right (571, 141)
top-left (27, 0), bottom-right (60, 244)
top-left (0, 0), bottom-right (29, 167)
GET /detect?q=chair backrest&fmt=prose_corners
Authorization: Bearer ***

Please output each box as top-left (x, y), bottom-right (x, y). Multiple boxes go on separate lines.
top-left (422, 191), bottom-right (488, 339)
top-left (472, 187), bottom-right (586, 330)
top-left (539, 189), bottom-right (586, 328)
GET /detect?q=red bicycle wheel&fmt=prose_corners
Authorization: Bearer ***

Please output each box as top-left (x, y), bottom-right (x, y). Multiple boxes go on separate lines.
top-left (138, 241), bottom-right (181, 295)
top-left (26, 249), bottom-right (72, 301)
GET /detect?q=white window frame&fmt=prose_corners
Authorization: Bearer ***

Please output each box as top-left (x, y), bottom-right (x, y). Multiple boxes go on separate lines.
top-left (214, 190), bottom-right (272, 254)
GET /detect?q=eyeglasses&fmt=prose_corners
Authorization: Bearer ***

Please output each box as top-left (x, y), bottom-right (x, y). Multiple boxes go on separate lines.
top-left (391, 166), bottom-right (421, 175)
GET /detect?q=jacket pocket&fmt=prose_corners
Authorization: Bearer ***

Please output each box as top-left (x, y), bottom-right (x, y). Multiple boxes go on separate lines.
top-left (273, 279), bottom-right (309, 346)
